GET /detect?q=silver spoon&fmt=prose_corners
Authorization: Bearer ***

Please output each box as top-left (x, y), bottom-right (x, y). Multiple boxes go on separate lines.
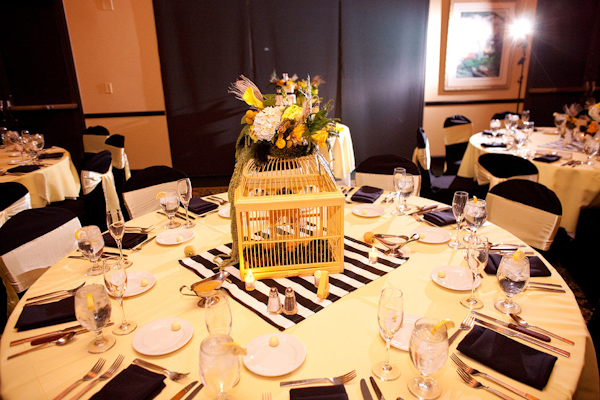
top-left (509, 314), bottom-right (575, 345)
top-left (7, 332), bottom-right (76, 359)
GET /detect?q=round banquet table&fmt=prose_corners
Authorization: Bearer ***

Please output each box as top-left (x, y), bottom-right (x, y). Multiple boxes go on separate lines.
top-left (0, 147), bottom-right (81, 208)
top-left (1, 193), bottom-right (598, 399)
top-left (458, 129), bottom-right (600, 233)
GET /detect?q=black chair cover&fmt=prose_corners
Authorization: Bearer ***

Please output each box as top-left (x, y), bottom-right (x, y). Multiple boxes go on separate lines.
top-left (81, 150), bottom-right (113, 230)
top-left (123, 166), bottom-right (187, 193)
top-left (492, 111), bottom-right (521, 120)
top-left (84, 126), bottom-right (110, 136)
top-left (478, 153), bottom-right (538, 179)
top-left (489, 180), bottom-right (562, 215)
top-left (443, 114), bottom-right (471, 127)
top-left (443, 115), bottom-right (472, 175)
top-left (105, 134), bottom-right (127, 211)
top-left (0, 182), bottom-right (28, 212)
top-left (356, 154), bottom-right (419, 176)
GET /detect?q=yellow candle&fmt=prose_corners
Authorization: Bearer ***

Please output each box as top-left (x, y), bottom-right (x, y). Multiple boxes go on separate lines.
top-left (314, 270), bottom-right (322, 287)
top-left (369, 246), bottom-right (378, 265)
top-left (245, 271), bottom-right (256, 291)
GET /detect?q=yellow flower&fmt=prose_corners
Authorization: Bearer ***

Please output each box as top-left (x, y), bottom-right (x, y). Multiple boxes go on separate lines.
top-left (242, 88), bottom-right (264, 109)
top-left (281, 105), bottom-right (303, 123)
top-left (290, 125), bottom-right (306, 141)
top-left (588, 121), bottom-right (599, 134)
top-left (286, 139), bottom-right (293, 148)
top-left (244, 110), bottom-right (257, 124)
top-left (311, 129), bottom-right (329, 147)
top-left (248, 125), bottom-right (257, 141)
top-left (275, 134), bottom-right (286, 149)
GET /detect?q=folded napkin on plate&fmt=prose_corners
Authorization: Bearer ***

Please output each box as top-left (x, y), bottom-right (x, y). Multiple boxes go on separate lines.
top-left (103, 232), bottom-right (148, 250)
top-left (485, 253), bottom-right (551, 276)
top-left (423, 209), bottom-right (456, 226)
top-left (15, 296), bottom-right (76, 331)
top-left (533, 154), bottom-right (561, 163)
top-left (38, 152), bottom-right (64, 159)
top-left (481, 130), bottom-right (504, 137)
top-left (90, 365), bottom-right (166, 400)
top-left (350, 186), bottom-right (383, 203)
top-left (481, 142), bottom-right (507, 148)
top-left (290, 384), bottom-right (349, 400)
top-left (188, 197), bottom-right (219, 214)
top-left (7, 165), bottom-right (41, 173)
top-left (458, 325), bottom-right (557, 390)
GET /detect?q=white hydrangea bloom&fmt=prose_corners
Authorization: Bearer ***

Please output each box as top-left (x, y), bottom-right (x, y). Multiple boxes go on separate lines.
top-left (589, 103), bottom-right (600, 123)
top-left (253, 106), bottom-right (283, 141)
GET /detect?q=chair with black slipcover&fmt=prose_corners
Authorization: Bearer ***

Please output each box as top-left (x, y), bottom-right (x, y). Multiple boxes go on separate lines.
top-left (104, 134), bottom-right (131, 210)
top-left (80, 150), bottom-right (120, 230)
top-left (492, 111), bottom-right (520, 121)
top-left (475, 153), bottom-right (538, 190)
top-left (122, 166), bottom-right (187, 219)
top-left (443, 114), bottom-right (473, 175)
top-left (0, 182), bottom-right (31, 228)
top-left (82, 125), bottom-right (110, 158)
top-left (355, 154), bottom-right (421, 195)
top-left (486, 180), bottom-right (561, 251)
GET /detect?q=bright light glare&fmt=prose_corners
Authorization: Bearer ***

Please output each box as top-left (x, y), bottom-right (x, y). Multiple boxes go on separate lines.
top-left (511, 18), bottom-right (533, 40)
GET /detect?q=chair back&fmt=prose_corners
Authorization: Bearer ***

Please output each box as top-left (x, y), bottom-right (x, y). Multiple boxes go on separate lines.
top-left (443, 115), bottom-right (472, 174)
top-left (486, 180), bottom-right (562, 250)
top-left (475, 153), bottom-right (538, 189)
top-left (0, 182), bottom-right (31, 228)
top-left (104, 134), bottom-right (131, 211)
top-left (82, 125), bottom-right (110, 154)
top-left (122, 166), bottom-right (187, 219)
top-left (492, 111), bottom-right (520, 121)
top-left (355, 154), bottom-right (421, 194)
top-left (81, 150), bottom-right (119, 229)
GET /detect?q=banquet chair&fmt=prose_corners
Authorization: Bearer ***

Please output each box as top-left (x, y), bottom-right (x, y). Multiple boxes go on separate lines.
top-left (486, 180), bottom-right (561, 251)
top-left (122, 165), bottom-right (187, 219)
top-left (443, 114), bottom-right (473, 175)
top-left (104, 134), bottom-right (131, 209)
top-left (80, 150), bottom-right (120, 230)
top-left (475, 153), bottom-right (538, 190)
top-left (82, 125), bottom-right (110, 157)
top-left (492, 111), bottom-right (520, 121)
top-left (0, 182), bottom-right (31, 229)
top-left (355, 154), bottom-right (421, 195)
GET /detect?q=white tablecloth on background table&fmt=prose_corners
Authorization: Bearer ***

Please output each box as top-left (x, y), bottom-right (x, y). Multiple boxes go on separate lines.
top-left (320, 123), bottom-right (356, 186)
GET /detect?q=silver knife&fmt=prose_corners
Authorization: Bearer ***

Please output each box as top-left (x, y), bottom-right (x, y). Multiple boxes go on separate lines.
top-left (471, 311), bottom-right (551, 342)
top-left (527, 285), bottom-right (566, 293)
top-left (360, 379), bottom-right (374, 400)
top-left (170, 381), bottom-right (198, 400)
top-left (370, 376), bottom-right (385, 400)
top-left (475, 318), bottom-right (570, 357)
top-left (184, 383), bottom-right (204, 400)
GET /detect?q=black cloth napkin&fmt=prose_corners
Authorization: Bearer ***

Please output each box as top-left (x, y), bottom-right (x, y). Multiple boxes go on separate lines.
top-left (7, 165), bottom-right (41, 173)
top-left (481, 142), bottom-right (507, 148)
top-left (38, 152), bottom-right (64, 159)
top-left (423, 208), bottom-right (456, 226)
top-left (290, 385), bottom-right (349, 400)
top-left (103, 232), bottom-right (148, 250)
top-left (533, 154), bottom-right (561, 163)
top-left (90, 365), bottom-right (166, 400)
top-left (482, 130), bottom-right (504, 137)
top-left (458, 325), bottom-right (557, 390)
top-left (485, 253), bottom-right (551, 276)
top-left (15, 296), bottom-right (76, 331)
top-left (188, 197), bottom-right (219, 214)
top-left (350, 186), bottom-right (383, 203)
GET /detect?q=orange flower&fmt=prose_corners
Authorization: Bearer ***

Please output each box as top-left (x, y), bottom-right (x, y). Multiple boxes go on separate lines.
top-left (588, 121), bottom-right (599, 134)
top-left (244, 110), bottom-right (257, 125)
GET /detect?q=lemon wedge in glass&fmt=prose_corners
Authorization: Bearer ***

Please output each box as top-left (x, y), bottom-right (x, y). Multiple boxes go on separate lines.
top-left (74, 229), bottom-right (85, 240)
top-left (224, 342), bottom-right (247, 356)
top-left (431, 318), bottom-right (454, 335)
top-left (155, 191), bottom-right (167, 199)
top-left (86, 294), bottom-right (95, 310)
top-left (513, 250), bottom-right (525, 262)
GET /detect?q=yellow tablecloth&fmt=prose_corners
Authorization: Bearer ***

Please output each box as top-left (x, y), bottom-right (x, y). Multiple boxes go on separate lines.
top-left (458, 130), bottom-right (600, 233)
top-left (0, 147), bottom-right (81, 208)
top-left (1, 194), bottom-right (598, 399)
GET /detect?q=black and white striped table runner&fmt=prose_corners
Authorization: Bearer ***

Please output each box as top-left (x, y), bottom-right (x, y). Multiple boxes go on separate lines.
top-left (179, 236), bottom-right (408, 331)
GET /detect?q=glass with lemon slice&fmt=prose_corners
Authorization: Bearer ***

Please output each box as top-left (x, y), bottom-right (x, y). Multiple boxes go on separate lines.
top-left (157, 190), bottom-right (181, 229)
top-left (74, 284), bottom-right (115, 353)
top-left (75, 226), bottom-right (105, 276)
top-left (199, 334), bottom-right (242, 399)
top-left (463, 197), bottom-right (487, 242)
top-left (495, 250), bottom-right (530, 314)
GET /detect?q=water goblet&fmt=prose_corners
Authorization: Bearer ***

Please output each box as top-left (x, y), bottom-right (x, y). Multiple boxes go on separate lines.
top-left (504, 114), bottom-right (512, 132)
top-left (495, 252), bottom-right (530, 314)
top-left (583, 136), bottom-right (599, 165)
top-left (77, 225), bottom-right (105, 276)
top-left (391, 167), bottom-right (406, 216)
top-left (554, 113), bottom-right (566, 135)
top-left (177, 178), bottom-right (195, 228)
top-left (32, 133), bottom-right (44, 163)
top-left (199, 334), bottom-right (240, 399)
top-left (159, 190), bottom-right (181, 229)
top-left (397, 173), bottom-right (414, 213)
top-left (448, 191), bottom-right (468, 249)
top-left (490, 119), bottom-right (501, 143)
top-left (408, 318), bottom-right (449, 400)
top-left (463, 198), bottom-right (486, 242)
top-left (460, 236), bottom-right (489, 310)
top-left (205, 290), bottom-right (232, 335)
top-left (103, 257), bottom-right (137, 335)
top-left (521, 110), bottom-right (530, 123)
top-left (372, 287), bottom-right (404, 381)
top-left (106, 209), bottom-right (133, 268)
top-left (74, 284), bottom-right (115, 353)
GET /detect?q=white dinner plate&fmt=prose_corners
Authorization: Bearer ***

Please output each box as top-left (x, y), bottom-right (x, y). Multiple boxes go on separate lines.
top-left (123, 271), bottom-right (155, 297)
top-left (381, 313), bottom-right (422, 351)
top-left (219, 204), bottom-right (231, 218)
top-left (132, 318), bottom-right (193, 356)
top-left (352, 204), bottom-right (384, 218)
top-left (243, 333), bottom-right (306, 377)
top-left (430, 265), bottom-right (481, 291)
top-left (410, 226), bottom-right (452, 244)
top-left (156, 228), bottom-right (194, 245)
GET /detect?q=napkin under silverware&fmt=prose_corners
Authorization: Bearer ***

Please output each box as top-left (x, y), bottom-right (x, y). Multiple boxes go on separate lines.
top-left (485, 254), bottom-right (551, 276)
top-left (422, 209), bottom-right (456, 226)
top-left (15, 296), bottom-right (77, 331)
top-left (102, 232), bottom-right (148, 250)
top-left (350, 186), bottom-right (384, 203)
top-left (290, 384), bottom-right (349, 400)
top-left (188, 197), bottom-right (219, 214)
top-left (89, 364), bottom-right (166, 400)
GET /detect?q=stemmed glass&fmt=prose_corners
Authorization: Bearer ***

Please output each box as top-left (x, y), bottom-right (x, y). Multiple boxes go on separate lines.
top-left (460, 236), bottom-right (489, 310)
top-left (32, 133), bottom-right (44, 164)
top-left (408, 318), bottom-right (449, 400)
top-left (199, 334), bottom-right (240, 399)
top-left (177, 178), bottom-right (195, 228)
top-left (583, 136), bottom-right (599, 165)
top-left (504, 114), bottom-right (512, 133)
top-left (554, 114), bottom-right (566, 135)
top-left (448, 191), bottom-right (468, 249)
top-left (74, 284), bottom-right (115, 353)
top-left (396, 173), bottom-right (414, 214)
top-left (495, 253), bottom-right (530, 314)
top-left (103, 257), bottom-right (137, 335)
top-left (205, 290), bottom-right (232, 335)
top-left (521, 110), bottom-right (530, 123)
top-left (372, 287), bottom-right (404, 381)
top-left (489, 119), bottom-right (501, 143)
top-left (159, 190), bottom-right (181, 229)
top-left (391, 167), bottom-right (406, 216)
top-left (76, 226), bottom-right (105, 276)
top-left (106, 209), bottom-right (133, 268)
top-left (463, 198), bottom-right (486, 242)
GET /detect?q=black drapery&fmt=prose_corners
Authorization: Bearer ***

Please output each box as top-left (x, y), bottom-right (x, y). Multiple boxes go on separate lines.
top-left (153, 0), bottom-right (428, 179)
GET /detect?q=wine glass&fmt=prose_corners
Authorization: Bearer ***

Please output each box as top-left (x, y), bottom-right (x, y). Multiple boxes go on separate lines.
top-left (463, 198), bottom-right (486, 242)
top-left (460, 236), bottom-right (489, 310)
top-left (495, 253), bottom-right (530, 314)
top-left (77, 226), bottom-right (105, 276)
top-left (106, 209), bottom-right (133, 268)
top-left (448, 191), bottom-right (468, 249)
top-left (391, 167), bottom-right (406, 216)
top-left (397, 173), bottom-right (414, 213)
top-left (159, 190), bottom-right (181, 229)
top-left (504, 114), bottom-right (512, 132)
top-left (177, 178), bottom-right (195, 228)
top-left (521, 110), bottom-right (530, 123)
top-left (372, 287), bottom-right (404, 381)
top-left (199, 334), bottom-right (240, 399)
top-left (489, 119), bottom-right (501, 143)
top-left (74, 284), bottom-right (115, 353)
top-left (32, 133), bottom-right (44, 163)
top-left (205, 290), bottom-right (232, 335)
top-left (583, 136), bottom-right (599, 165)
top-left (408, 318), bottom-right (449, 400)
top-left (103, 257), bottom-right (137, 335)
top-left (554, 113), bottom-right (566, 135)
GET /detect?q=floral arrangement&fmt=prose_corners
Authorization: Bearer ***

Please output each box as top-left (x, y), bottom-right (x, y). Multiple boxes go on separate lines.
top-left (269, 71), bottom-right (325, 98)
top-left (561, 102), bottom-right (599, 137)
top-left (229, 74), bottom-right (337, 162)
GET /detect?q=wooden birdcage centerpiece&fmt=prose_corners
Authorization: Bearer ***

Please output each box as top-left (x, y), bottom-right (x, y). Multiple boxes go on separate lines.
top-left (234, 151), bottom-right (344, 281)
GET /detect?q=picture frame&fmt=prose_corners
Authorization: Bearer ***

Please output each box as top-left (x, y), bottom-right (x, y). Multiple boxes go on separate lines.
top-left (443, 0), bottom-right (516, 91)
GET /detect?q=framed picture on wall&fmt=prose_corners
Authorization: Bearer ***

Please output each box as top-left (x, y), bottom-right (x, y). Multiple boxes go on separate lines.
top-left (443, 0), bottom-right (516, 91)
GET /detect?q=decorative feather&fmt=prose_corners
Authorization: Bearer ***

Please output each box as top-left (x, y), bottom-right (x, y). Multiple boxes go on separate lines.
top-left (228, 75), bottom-right (264, 103)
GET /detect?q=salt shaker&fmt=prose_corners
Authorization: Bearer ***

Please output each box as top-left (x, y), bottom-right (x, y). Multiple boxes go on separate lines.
top-left (267, 287), bottom-right (282, 314)
top-left (282, 287), bottom-right (298, 315)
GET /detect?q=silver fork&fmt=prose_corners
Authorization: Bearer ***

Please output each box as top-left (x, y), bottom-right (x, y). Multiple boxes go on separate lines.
top-left (133, 358), bottom-right (190, 381)
top-left (124, 224), bottom-right (155, 233)
top-left (457, 368), bottom-right (515, 399)
top-left (448, 313), bottom-right (474, 345)
top-left (451, 354), bottom-right (538, 400)
top-left (52, 358), bottom-right (106, 400)
top-left (206, 195), bottom-right (227, 205)
top-left (280, 370), bottom-right (357, 387)
top-left (71, 354), bottom-right (125, 400)
top-left (262, 393), bottom-right (272, 400)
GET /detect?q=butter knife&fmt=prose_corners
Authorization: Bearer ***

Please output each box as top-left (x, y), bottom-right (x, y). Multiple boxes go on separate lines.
top-left (184, 383), bottom-right (204, 400)
top-left (370, 376), bottom-right (385, 400)
top-left (360, 379), bottom-right (374, 400)
top-left (171, 381), bottom-right (198, 400)
top-left (471, 311), bottom-right (551, 342)
top-left (406, 204), bottom-right (438, 215)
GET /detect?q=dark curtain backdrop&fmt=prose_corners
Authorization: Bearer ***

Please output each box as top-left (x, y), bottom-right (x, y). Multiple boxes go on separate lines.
top-left (153, 0), bottom-right (428, 179)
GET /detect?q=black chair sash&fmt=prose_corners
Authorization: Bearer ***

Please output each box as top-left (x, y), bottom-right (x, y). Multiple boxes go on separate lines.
top-left (489, 179), bottom-right (562, 215)
top-left (122, 166), bottom-right (187, 193)
top-left (355, 154), bottom-right (420, 176)
top-left (478, 153), bottom-right (539, 178)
